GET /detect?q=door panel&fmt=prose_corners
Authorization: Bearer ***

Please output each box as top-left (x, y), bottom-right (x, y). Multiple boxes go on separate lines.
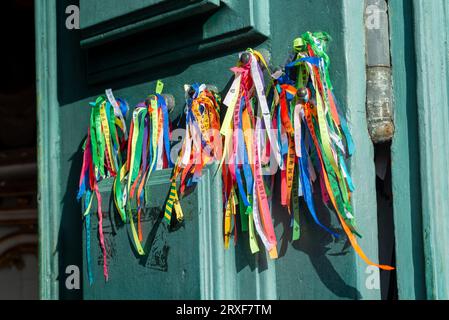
top-left (37, 0), bottom-right (380, 300)
top-left (83, 166), bottom-right (228, 299)
top-left (81, 0), bottom-right (269, 85)
top-left (80, 0), bottom-right (219, 32)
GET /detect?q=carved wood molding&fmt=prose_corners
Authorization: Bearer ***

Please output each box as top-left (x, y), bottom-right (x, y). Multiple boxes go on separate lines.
top-left (79, 0), bottom-right (270, 84)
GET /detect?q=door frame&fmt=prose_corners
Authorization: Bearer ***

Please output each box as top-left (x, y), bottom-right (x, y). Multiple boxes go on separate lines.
top-left (36, 0), bottom-right (61, 300)
top-left (390, 0), bottom-right (449, 300)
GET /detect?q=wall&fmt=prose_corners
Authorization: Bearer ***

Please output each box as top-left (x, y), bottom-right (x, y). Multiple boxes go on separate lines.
top-left (0, 227), bottom-right (38, 300)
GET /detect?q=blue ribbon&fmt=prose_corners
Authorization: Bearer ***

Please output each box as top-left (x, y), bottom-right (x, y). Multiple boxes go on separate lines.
top-left (234, 98), bottom-right (251, 207)
top-left (77, 175), bottom-right (87, 201)
top-left (84, 191), bottom-right (94, 285)
top-left (299, 128), bottom-right (339, 238)
top-left (116, 98), bottom-right (128, 117)
top-left (286, 57), bottom-right (322, 69)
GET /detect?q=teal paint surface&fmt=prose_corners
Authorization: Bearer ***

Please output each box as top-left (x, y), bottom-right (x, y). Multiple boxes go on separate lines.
top-left (37, 0), bottom-right (384, 299)
top-left (36, 0), bottom-right (62, 300)
top-left (80, 0), bottom-right (221, 48)
top-left (83, 166), bottom-right (231, 299)
top-left (389, 0), bottom-right (426, 300)
top-left (411, 0), bottom-right (449, 300)
top-left (390, 0), bottom-right (449, 300)
top-left (79, 0), bottom-right (217, 29)
top-left (341, 0), bottom-right (381, 300)
top-left (81, 0), bottom-right (270, 84)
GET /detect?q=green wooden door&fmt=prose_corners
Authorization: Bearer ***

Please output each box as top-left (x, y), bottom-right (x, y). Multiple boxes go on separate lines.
top-left (84, 165), bottom-right (230, 299)
top-left (37, 0), bottom-right (383, 300)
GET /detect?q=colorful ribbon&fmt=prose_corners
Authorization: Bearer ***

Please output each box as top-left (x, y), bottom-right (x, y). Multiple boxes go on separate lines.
top-left (118, 81), bottom-right (173, 256)
top-left (77, 91), bottom-right (129, 282)
top-left (273, 32), bottom-right (393, 270)
top-left (164, 84), bottom-right (222, 225)
top-left (221, 49), bottom-right (279, 259)
top-left (77, 34), bottom-right (394, 276)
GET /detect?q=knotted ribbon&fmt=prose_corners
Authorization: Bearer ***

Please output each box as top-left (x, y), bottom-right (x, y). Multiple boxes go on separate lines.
top-left (77, 91), bottom-right (129, 283)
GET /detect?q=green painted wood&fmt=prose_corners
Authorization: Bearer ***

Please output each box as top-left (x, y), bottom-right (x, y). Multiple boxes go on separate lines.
top-left (389, 0), bottom-right (426, 300)
top-left (83, 0), bottom-right (270, 85)
top-left (80, 0), bottom-right (220, 48)
top-left (412, 0), bottom-right (449, 300)
top-left (80, 0), bottom-right (218, 29)
top-left (35, 0), bottom-right (61, 300)
top-left (341, 0), bottom-right (381, 300)
top-left (390, 0), bottom-right (449, 300)
top-left (37, 0), bottom-right (385, 300)
top-left (81, 0), bottom-right (164, 28)
top-left (83, 165), bottom-right (234, 299)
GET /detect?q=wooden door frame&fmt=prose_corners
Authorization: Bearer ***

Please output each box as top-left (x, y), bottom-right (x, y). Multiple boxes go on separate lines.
top-left (36, 0), bottom-right (60, 300)
top-left (390, 0), bottom-right (449, 300)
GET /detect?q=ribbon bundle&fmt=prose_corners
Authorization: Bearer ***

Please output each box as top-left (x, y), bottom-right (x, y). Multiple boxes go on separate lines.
top-left (164, 84), bottom-right (222, 225)
top-left (78, 82), bottom-right (174, 283)
top-left (78, 32), bottom-right (394, 282)
top-left (77, 91), bottom-right (129, 283)
top-left (268, 32), bottom-right (393, 270)
top-left (272, 32), bottom-right (349, 241)
top-left (219, 36), bottom-right (393, 270)
top-left (220, 49), bottom-right (280, 258)
top-left (118, 82), bottom-right (174, 256)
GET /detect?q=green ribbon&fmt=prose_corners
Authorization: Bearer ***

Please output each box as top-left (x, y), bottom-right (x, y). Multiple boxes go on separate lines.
top-left (292, 163), bottom-right (301, 241)
top-left (130, 109), bottom-right (147, 183)
top-left (301, 31), bottom-right (333, 90)
top-left (238, 193), bottom-right (248, 232)
top-left (247, 199), bottom-right (259, 254)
